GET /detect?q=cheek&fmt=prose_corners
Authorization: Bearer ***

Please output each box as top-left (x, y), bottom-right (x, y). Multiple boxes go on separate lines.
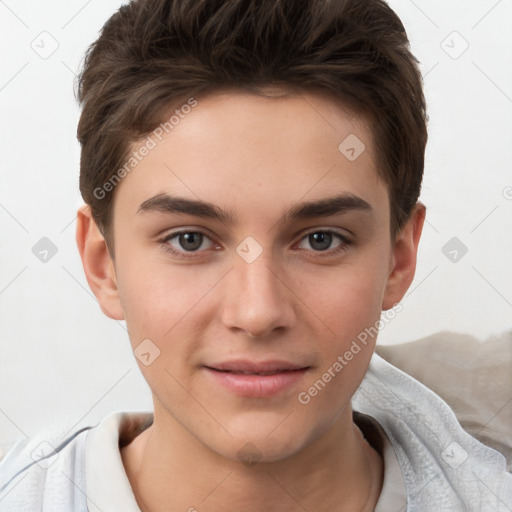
top-left (114, 258), bottom-right (213, 393)
top-left (302, 258), bottom-right (387, 342)
top-left (299, 253), bottom-right (389, 387)
top-left (294, 268), bottom-right (385, 427)
top-left (115, 249), bottom-right (218, 341)
top-left (332, 270), bottom-right (384, 337)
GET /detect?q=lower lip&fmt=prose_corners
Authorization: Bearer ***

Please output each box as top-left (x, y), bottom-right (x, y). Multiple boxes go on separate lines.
top-left (204, 367), bottom-right (309, 397)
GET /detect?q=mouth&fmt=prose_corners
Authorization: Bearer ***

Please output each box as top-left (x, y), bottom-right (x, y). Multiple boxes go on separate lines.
top-left (205, 359), bottom-right (310, 373)
top-left (203, 360), bottom-right (311, 397)
top-left (208, 369), bottom-right (301, 376)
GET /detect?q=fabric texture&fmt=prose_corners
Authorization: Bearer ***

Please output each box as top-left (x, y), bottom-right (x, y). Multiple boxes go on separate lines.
top-left (353, 352), bottom-right (512, 510)
top-left (375, 330), bottom-right (512, 470)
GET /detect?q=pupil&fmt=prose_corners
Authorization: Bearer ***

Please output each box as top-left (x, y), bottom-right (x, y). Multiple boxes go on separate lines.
top-left (180, 232), bottom-right (202, 251)
top-left (310, 232), bottom-right (332, 251)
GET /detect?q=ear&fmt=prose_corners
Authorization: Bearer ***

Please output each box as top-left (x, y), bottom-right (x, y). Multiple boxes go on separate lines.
top-left (382, 202), bottom-right (426, 310)
top-left (76, 204), bottom-right (124, 320)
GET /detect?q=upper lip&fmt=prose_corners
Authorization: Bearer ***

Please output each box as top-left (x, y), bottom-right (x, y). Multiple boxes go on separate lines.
top-left (205, 360), bottom-right (310, 373)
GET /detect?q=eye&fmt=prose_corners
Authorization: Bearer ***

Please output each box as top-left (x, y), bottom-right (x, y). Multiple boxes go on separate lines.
top-left (159, 228), bottom-right (352, 260)
top-left (161, 230), bottom-right (217, 258)
top-left (296, 230), bottom-right (351, 254)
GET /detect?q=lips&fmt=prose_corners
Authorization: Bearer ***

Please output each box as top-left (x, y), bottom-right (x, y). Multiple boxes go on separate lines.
top-left (203, 360), bottom-right (310, 397)
top-left (205, 360), bottom-right (309, 374)
top-left (215, 369), bottom-right (290, 376)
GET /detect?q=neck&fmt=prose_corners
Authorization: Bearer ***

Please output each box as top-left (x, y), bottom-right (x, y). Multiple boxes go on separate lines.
top-left (121, 405), bottom-right (383, 512)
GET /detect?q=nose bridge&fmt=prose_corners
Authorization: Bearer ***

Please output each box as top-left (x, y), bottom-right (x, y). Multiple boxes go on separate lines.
top-left (233, 234), bottom-right (279, 285)
top-left (221, 241), bottom-right (295, 337)
top-left (234, 243), bottom-right (283, 303)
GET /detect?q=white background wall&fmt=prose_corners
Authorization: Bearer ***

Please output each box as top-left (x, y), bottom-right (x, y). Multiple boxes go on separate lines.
top-left (0, 0), bottom-right (511, 444)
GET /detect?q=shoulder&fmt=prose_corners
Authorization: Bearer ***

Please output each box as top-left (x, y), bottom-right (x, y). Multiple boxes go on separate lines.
top-left (0, 411), bottom-right (153, 512)
top-left (0, 421), bottom-right (92, 512)
top-left (354, 353), bottom-right (512, 511)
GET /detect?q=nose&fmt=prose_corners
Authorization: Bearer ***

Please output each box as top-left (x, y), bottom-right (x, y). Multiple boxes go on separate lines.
top-left (220, 251), bottom-right (296, 339)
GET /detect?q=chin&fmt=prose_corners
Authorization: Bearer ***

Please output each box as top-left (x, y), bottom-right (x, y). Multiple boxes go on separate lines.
top-left (206, 418), bottom-right (319, 465)
top-left (218, 438), bottom-right (305, 466)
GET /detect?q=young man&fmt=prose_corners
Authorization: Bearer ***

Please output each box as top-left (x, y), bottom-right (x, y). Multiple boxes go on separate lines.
top-left (1, 0), bottom-right (511, 510)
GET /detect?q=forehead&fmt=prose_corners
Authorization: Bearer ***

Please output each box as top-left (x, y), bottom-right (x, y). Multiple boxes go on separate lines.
top-left (112, 89), bottom-right (388, 226)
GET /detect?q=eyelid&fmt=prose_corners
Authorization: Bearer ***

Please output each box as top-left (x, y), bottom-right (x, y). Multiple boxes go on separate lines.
top-left (159, 226), bottom-right (353, 259)
top-left (161, 229), bottom-right (219, 251)
top-left (294, 228), bottom-right (352, 251)
top-left (296, 227), bottom-right (352, 243)
top-left (161, 227), bottom-right (351, 244)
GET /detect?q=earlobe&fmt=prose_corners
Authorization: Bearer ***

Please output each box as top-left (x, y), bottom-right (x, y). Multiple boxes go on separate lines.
top-left (382, 202), bottom-right (426, 310)
top-left (76, 205), bottom-right (125, 320)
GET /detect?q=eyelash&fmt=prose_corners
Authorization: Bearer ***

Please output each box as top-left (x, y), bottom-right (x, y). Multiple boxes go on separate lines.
top-left (159, 229), bottom-right (352, 260)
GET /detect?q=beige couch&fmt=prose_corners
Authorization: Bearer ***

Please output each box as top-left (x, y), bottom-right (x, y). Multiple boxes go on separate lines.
top-left (376, 330), bottom-right (512, 471)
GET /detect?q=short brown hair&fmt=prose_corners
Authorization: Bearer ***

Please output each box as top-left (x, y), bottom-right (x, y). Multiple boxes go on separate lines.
top-left (76, 0), bottom-right (428, 257)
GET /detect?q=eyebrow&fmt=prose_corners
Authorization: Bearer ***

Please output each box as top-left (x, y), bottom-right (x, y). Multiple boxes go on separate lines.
top-left (137, 192), bottom-right (372, 224)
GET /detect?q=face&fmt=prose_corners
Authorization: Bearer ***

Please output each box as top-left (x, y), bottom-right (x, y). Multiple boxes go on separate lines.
top-left (96, 89), bottom-right (410, 462)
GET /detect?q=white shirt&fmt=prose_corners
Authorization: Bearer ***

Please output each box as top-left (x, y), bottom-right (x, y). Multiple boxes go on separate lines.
top-left (1, 353), bottom-right (511, 511)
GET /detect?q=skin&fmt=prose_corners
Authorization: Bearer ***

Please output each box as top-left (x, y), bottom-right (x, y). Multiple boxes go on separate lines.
top-left (76, 88), bottom-right (425, 512)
